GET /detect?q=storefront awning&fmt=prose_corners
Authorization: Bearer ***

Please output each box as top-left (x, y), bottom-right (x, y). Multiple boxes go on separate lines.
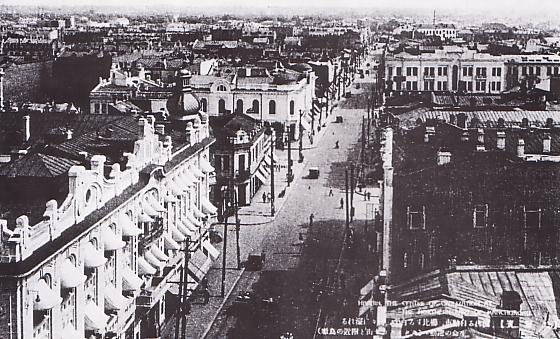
top-left (171, 227), bottom-right (186, 242)
top-left (102, 227), bottom-right (126, 251)
top-left (83, 242), bottom-right (107, 268)
top-left (150, 244), bottom-right (169, 262)
top-left (119, 214), bottom-right (142, 237)
top-left (255, 167), bottom-right (267, 184)
top-left (203, 240), bottom-right (220, 261)
top-left (60, 259), bottom-right (87, 289)
top-left (62, 325), bottom-right (83, 339)
top-left (142, 199), bottom-right (160, 217)
top-left (201, 198), bottom-right (218, 215)
top-left (200, 157), bottom-right (215, 173)
top-left (138, 256), bottom-right (156, 275)
top-left (138, 212), bottom-right (153, 223)
top-left (178, 220), bottom-right (196, 238)
top-left (192, 205), bottom-right (206, 219)
top-left (122, 266), bottom-right (143, 291)
top-left (358, 278), bottom-right (376, 317)
top-left (187, 250), bottom-right (212, 283)
top-left (164, 194), bottom-right (179, 203)
top-left (191, 166), bottom-right (205, 178)
top-left (33, 278), bottom-right (62, 311)
top-left (164, 232), bottom-right (181, 251)
top-left (104, 284), bottom-right (130, 310)
top-left (187, 212), bottom-right (203, 227)
top-left (84, 300), bottom-right (109, 331)
top-left (145, 251), bottom-right (165, 271)
top-left (147, 195), bottom-right (166, 213)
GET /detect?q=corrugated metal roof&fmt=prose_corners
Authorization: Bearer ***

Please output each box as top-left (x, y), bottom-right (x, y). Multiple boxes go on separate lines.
top-left (0, 153), bottom-right (78, 178)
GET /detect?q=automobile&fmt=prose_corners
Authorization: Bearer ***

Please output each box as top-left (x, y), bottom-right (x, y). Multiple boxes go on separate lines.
top-left (308, 167), bottom-right (320, 179)
top-left (246, 250), bottom-right (266, 270)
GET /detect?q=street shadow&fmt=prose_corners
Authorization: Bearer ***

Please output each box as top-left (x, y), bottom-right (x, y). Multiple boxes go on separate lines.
top-left (224, 218), bottom-right (377, 339)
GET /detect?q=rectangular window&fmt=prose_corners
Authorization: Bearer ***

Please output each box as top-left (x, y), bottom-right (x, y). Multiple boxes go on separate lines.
top-left (473, 204), bottom-right (488, 228)
top-left (388, 67), bottom-right (393, 76)
top-left (407, 206), bottom-right (426, 230)
top-left (496, 82), bottom-right (501, 91)
top-left (536, 66), bottom-right (541, 76)
top-left (406, 67), bottom-right (412, 76)
top-left (529, 66), bottom-right (534, 75)
top-left (430, 67), bottom-right (435, 76)
top-left (462, 67), bottom-right (468, 77)
top-left (443, 67), bottom-right (448, 76)
top-left (522, 66), bottom-right (527, 75)
top-left (547, 66), bottom-right (552, 76)
top-left (412, 82), bottom-right (418, 90)
top-left (492, 68), bottom-right (496, 77)
top-left (424, 67), bottom-right (430, 76)
top-left (413, 67), bottom-right (418, 76)
top-left (524, 207), bottom-right (542, 229)
top-left (469, 67), bottom-right (473, 76)
top-left (396, 67), bottom-right (402, 75)
top-left (437, 81), bottom-right (442, 91)
top-left (467, 82), bottom-right (473, 91)
top-left (406, 81), bottom-right (412, 90)
top-left (555, 66), bottom-right (559, 75)
top-left (443, 81), bottom-right (447, 91)
top-left (496, 68), bottom-right (501, 77)
top-left (396, 81), bottom-right (402, 90)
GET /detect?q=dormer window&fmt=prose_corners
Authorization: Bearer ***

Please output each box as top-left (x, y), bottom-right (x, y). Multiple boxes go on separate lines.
top-left (407, 206), bottom-right (426, 230)
top-left (216, 85), bottom-right (227, 92)
top-left (473, 204), bottom-right (488, 228)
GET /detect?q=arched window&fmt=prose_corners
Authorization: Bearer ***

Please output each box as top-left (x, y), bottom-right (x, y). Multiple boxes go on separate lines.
top-left (236, 99), bottom-right (243, 114)
top-left (216, 84), bottom-right (227, 92)
top-left (252, 100), bottom-right (259, 114)
top-left (200, 98), bottom-right (207, 112)
top-left (269, 100), bottom-right (276, 114)
top-left (289, 100), bottom-right (295, 115)
top-left (218, 99), bottom-right (226, 114)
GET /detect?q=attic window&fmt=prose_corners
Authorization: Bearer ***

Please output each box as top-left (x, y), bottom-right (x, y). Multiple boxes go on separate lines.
top-left (216, 85), bottom-right (227, 92)
top-left (407, 206), bottom-right (426, 230)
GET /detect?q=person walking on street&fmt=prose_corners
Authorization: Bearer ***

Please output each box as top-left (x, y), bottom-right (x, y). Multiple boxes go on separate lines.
top-left (340, 198), bottom-right (344, 209)
top-left (329, 188), bottom-right (333, 197)
top-left (267, 192), bottom-right (272, 202)
top-left (309, 213), bottom-right (314, 227)
top-left (262, 192), bottom-right (267, 203)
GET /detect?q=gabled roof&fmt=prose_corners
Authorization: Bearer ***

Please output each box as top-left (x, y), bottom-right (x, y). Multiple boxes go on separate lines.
top-left (0, 153), bottom-right (79, 178)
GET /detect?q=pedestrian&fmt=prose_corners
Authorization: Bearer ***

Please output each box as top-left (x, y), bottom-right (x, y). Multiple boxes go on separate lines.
top-left (262, 192), bottom-right (267, 203)
top-left (309, 213), bottom-right (314, 227)
top-left (340, 198), bottom-right (344, 209)
top-left (202, 287), bottom-right (210, 304)
top-left (267, 193), bottom-right (272, 202)
top-left (329, 188), bottom-right (333, 196)
top-left (367, 192), bottom-right (371, 201)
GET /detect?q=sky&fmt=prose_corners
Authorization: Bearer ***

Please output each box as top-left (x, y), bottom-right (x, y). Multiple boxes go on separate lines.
top-left (1, 0), bottom-right (559, 13)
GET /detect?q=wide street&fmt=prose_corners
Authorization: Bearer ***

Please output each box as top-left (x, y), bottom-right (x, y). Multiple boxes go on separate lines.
top-left (203, 69), bottom-right (379, 339)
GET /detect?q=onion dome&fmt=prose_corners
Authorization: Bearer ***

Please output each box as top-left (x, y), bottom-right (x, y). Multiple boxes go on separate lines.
top-left (166, 68), bottom-right (201, 120)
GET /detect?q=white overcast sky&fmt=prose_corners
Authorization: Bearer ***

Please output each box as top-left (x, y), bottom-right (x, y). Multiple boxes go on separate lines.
top-left (2, 0), bottom-right (560, 12)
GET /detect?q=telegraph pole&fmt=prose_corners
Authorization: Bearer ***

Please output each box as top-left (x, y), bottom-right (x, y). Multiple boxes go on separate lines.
top-left (298, 110), bottom-right (303, 163)
top-left (361, 116), bottom-right (365, 182)
top-left (311, 99), bottom-right (315, 136)
top-left (270, 134), bottom-right (275, 216)
top-left (174, 236), bottom-right (191, 339)
top-left (234, 189), bottom-right (241, 269)
top-left (221, 188), bottom-right (228, 297)
top-left (287, 125), bottom-right (293, 186)
top-left (350, 164), bottom-right (355, 222)
top-left (345, 168), bottom-right (350, 236)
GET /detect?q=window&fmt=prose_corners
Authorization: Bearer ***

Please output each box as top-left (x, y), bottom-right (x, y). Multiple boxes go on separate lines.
top-left (476, 67), bottom-right (487, 77)
top-left (406, 81), bottom-right (412, 90)
top-left (268, 100), bottom-right (276, 114)
top-left (200, 98), bottom-right (207, 112)
top-left (406, 67), bottom-right (412, 76)
top-left (407, 206), bottom-right (426, 230)
top-left (442, 81), bottom-right (448, 91)
top-left (467, 82), bottom-right (473, 92)
top-left (396, 67), bottom-right (402, 75)
top-left (216, 84), bottom-right (227, 92)
top-left (522, 66), bottom-right (527, 75)
top-left (413, 67), bottom-right (418, 76)
top-left (524, 207), bottom-right (542, 229)
top-left (388, 67), bottom-right (393, 76)
top-left (289, 100), bottom-right (295, 115)
top-left (536, 66), bottom-right (541, 76)
top-left (412, 81), bottom-right (418, 91)
top-left (218, 99), bottom-right (226, 114)
top-left (222, 155), bottom-right (230, 172)
top-left (547, 66), bottom-right (552, 76)
top-left (236, 99), bottom-right (243, 114)
top-left (473, 204), bottom-right (488, 228)
top-left (496, 82), bottom-right (501, 91)
top-left (251, 99), bottom-right (259, 114)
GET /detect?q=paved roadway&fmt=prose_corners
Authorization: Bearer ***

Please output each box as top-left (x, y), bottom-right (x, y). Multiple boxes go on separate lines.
top-left (204, 79), bottom-right (369, 339)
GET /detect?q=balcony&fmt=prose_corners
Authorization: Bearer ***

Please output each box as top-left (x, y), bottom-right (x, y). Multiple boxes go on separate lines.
top-left (139, 218), bottom-right (164, 250)
top-left (136, 255), bottom-right (183, 308)
top-left (423, 74), bottom-right (435, 79)
top-left (475, 74), bottom-right (487, 79)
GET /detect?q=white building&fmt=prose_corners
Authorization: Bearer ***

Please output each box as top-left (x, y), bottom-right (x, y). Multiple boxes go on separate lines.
top-left (416, 23), bottom-right (457, 40)
top-left (0, 70), bottom-right (219, 339)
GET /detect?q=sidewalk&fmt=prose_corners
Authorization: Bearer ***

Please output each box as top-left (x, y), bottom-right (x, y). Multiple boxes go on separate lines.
top-left (161, 97), bottom-right (343, 339)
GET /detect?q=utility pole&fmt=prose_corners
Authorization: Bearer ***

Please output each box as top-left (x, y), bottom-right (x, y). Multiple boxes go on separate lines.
top-left (287, 125), bottom-right (292, 186)
top-left (337, 66), bottom-right (341, 101)
top-left (174, 236), bottom-right (191, 339)
top-left (311, 99), bottom-right (315, 136)
top-left (298, 110), bottom-right (304, 163)
top-left (221, 187), bottom-right (228, 297)
top-left (235, 189), bottom-right (241, 270)
top-left (345, 168), bottom-right (350, 237)
top-left (270, 134), bottom-right (275, 216)
top-left (361, 116), bottom-right (365, 183)
top-left (350, 164), bottom-right (355, 222)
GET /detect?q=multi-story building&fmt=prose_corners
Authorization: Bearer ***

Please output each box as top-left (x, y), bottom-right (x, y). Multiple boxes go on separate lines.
top-left (505, 54), bottom-right (560, 91)
top-left (190, 65), bottom-right (316, 143)
top-left (415, 23), bottom-right (457, 40)
top-left (209, 113), bottom-right (273, 206)
top-left (0, 68), bottom-right (219, 339)
top-left (384, 47), bottom-right (507, 94)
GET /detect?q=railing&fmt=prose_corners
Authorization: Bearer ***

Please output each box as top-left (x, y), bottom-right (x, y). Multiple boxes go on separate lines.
top-left (33, 314), bottom-right (50, 339)
top-left (475, 74), bottom-right (487, 79)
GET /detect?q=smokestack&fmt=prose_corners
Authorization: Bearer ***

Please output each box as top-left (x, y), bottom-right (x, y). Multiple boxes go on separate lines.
top-left (496, 131), bottom-right (506, 150)
top-left (517, 138), bottom-right (525, 157)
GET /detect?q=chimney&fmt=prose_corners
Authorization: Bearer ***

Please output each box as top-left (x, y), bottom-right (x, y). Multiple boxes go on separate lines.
top-left (496, 131), bottom-right (506, 150)
top-left (22, 115), bottom-right (30, 142)
top-left (155, 124), bottom-right (165, 135)
top-left (517, 138), bottom-right (525, 157)
top-left (543, 134), bottom-right (552, 153)
top-left (437, 150), bottom-right (451, 165)
top-left (477, 128), bottom-right (484, 144)
top-left (138, 118), bottom-right (148, 138)
top-left (461, 129), bottom-right (469, 142)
